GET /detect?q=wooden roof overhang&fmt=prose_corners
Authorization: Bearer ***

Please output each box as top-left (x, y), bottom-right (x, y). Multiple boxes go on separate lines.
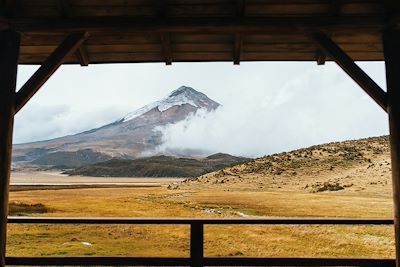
top-left (2, 2), bottom-right (400, 267)
top-left (1, 0), bottom-right (399, 65)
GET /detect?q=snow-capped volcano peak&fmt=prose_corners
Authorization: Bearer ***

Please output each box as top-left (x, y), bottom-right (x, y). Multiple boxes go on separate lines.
top-left (169, 85), bottom-right (198, 97)
top-left (121, 86), bottom-right (220, 122)
top-left (13, 86), bottom-right (222, 163)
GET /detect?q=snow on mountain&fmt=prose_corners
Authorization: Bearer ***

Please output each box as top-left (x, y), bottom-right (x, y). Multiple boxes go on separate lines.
top-left (13, 86), bottom-right (221, 164)
top-left (121, 86), bottom-right (219, 122)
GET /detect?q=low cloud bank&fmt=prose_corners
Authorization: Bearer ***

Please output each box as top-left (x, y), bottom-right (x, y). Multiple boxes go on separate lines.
top-left (156, 67), bottom-right (388, 158)
top-left (13, 62), bottom-right (388, 155)
top-left (14, 104), bottom-right (124, 144)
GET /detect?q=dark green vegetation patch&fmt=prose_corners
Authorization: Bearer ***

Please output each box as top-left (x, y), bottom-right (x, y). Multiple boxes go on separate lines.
top-left (9, 201), bottom-right (49, 216)
top-left (65, 154), bottom-right (250, 178)
top-left (31, 149), bottom-right (112, 168)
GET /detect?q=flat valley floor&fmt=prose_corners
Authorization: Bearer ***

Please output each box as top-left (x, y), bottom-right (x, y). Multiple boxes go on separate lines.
top-left (6, 170), bottom-right (395, 259)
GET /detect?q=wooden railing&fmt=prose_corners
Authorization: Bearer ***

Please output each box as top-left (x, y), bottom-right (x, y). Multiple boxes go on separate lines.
top-left (6, 217), bottom-right (396, 267)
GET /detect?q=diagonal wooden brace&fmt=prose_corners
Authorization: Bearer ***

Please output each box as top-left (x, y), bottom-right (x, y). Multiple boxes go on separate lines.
top-left (14, 32), bottom-right (89, 113)
top-left (311, 32), bottom-right (387, 112)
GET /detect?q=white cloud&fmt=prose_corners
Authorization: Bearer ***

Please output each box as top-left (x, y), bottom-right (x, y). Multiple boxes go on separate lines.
top-left (156, 63), bottom-right (388, 157)
top-left (13, 104), bottom-right (124, 144)
top-left (13, 62), bottom-right (388, 157)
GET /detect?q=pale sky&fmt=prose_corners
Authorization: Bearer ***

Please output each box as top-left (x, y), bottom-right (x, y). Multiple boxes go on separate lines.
top-left (13, 62), bottom-right (388, 157)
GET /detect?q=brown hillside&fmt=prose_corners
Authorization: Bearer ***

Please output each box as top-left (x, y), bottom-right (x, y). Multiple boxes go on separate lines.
top-left (174, 136), bottom-right (392, 196)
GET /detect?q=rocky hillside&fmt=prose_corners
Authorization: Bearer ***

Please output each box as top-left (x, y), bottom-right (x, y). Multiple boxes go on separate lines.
top-left (173, 136), bottom-right (392, 195)
top-left (65, 153), bottom-right (250, 178)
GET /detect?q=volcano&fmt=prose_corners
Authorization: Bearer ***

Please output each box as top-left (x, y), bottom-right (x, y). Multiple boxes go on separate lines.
top-left (13, 86), bottom-right (220, 167)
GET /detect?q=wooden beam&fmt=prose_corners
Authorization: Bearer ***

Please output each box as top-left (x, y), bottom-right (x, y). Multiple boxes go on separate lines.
top-left (233, 34), bottom-right (242, 65)
top-left (3, 256), bottom-right (396, 267)
top-left (383, 0), bottom-right (400, 13)
top-left (315, 49), bottom-right (326, 65)
top-left (75, 45), bottom-right (90, 66)
top-left (236, 0), bottom-right (245, 16)
top-left (2, 0), bottom-right (18, 17)
top-left (156, 0), bottom-right (172, 65)
top-left (155, 0), bottom-right (167, 18)
top-left (311, 32), bottom-right (387, 111)
top-left (14, 32), bottom-right (89, 113)
top-left (5, 217), bottom-right (395, 225)
top-left (233, 0), bottom-right (245, 65)
top-left (0, 16), bottom-right (7, 30)
top-left (57, 0), bottom-right (72, 18)
top-left (330, 0), bottom-right (342, 16)
top-left (383, 27), bottom-right (400, 267)
top-left (161, 33), bottom-right (172, 65)
top-left (0, 29), bottom-right (20, 267)
top-left (6, 16), bottom-right (385, 35)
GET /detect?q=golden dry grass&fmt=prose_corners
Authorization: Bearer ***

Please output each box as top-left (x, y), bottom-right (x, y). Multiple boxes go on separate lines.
top-left (204, 225), bottom-right (393, 258)
top-left (8, 224), bottom-right (190, 257)
top-left (7, 136), bottom-right (396, 258)
top-left (6, 185), bottom-right (395, 258)
top-left (178, 136), bottom-right (392, 197)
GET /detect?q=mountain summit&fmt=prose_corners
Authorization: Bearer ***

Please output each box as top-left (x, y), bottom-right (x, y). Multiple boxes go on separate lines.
top-left (13, 86), bottom-right (220, 167)
top-left (121, 86), bottom-right (219, 122)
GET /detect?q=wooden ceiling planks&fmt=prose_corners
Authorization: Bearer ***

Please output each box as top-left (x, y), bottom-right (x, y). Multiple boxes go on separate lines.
top-left (1, 0), bottom-right (396, 64)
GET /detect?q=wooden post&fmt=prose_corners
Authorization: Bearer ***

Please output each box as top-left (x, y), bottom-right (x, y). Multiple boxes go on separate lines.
top-left (190, 222), bottom-right (204, 267)
top-left (233, 0), bottom-right (245, 65)
top-left (383, 27), bottom-right (400, 267)
top-left (161, 33), bottom-right (172, 65)
top-left (0, 29), bottom-right (20, 267)
top-left (233, 33), bottom-right (242, 65)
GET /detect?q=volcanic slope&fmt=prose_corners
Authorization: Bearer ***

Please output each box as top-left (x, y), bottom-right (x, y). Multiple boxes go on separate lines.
top-left (13, 86), bottom-right (220, 167)
top-left (175, 136), bottom-right (392, 196)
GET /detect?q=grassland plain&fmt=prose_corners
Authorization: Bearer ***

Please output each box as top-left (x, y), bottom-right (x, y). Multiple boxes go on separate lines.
top-left (6, 136), bottom-right (396, 259)
top-left (6, 187), bottom-right (395, 258)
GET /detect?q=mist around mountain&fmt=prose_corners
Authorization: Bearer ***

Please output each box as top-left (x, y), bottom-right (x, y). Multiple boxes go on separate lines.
top-left (13, 86), bottom-right (221, 167)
